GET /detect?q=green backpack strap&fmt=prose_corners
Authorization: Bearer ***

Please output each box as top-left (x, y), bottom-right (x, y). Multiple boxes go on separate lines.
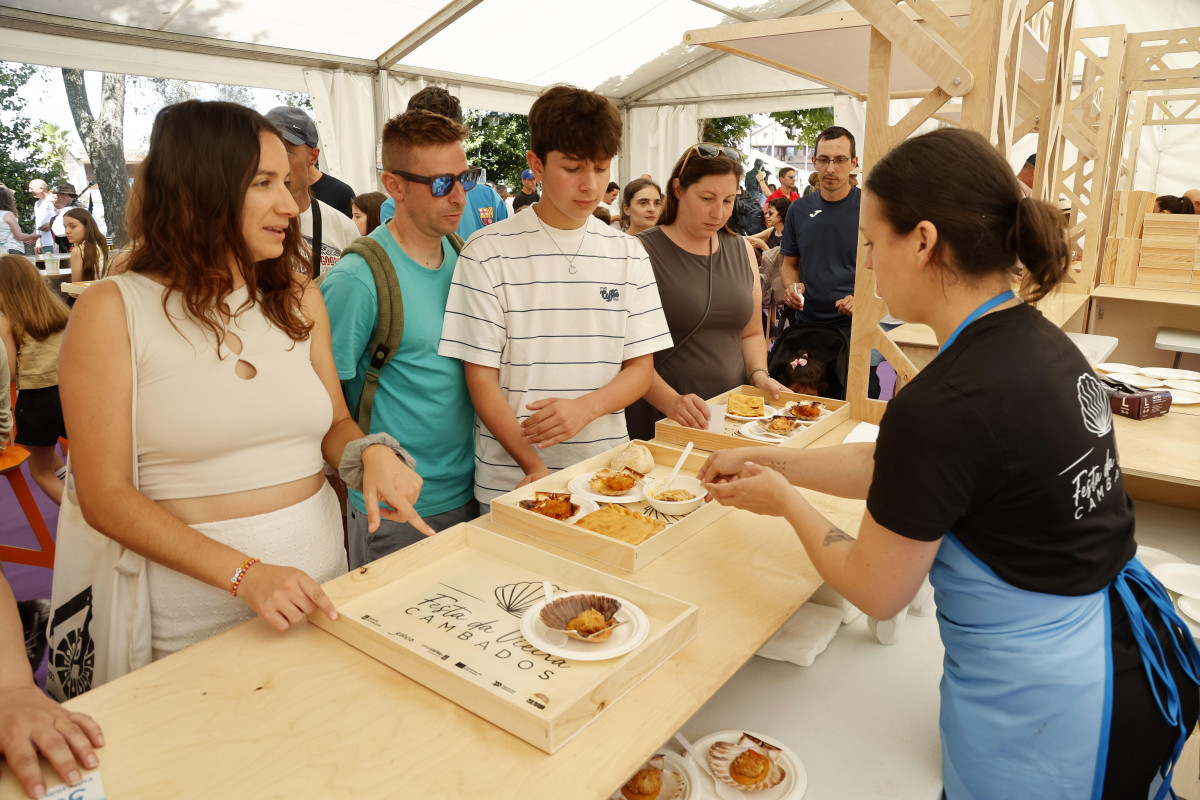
top-left (342, 236), bottom-right (401, 434)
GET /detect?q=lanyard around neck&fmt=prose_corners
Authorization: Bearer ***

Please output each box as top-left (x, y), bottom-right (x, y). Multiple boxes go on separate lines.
top-left (937, 290), bottom-right (1016, 355)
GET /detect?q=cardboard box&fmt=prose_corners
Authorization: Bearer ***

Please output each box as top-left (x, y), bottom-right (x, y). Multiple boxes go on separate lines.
top-left (490, 440), bottom-right (730, 572)
top-left (311, 524), bottom-right (698, 753)
top-left (1111, 389), bottom-right (1172, 420)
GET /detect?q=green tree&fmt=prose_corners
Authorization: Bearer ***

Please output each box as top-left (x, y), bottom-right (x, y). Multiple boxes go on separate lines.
top-left (275, 90), bottom-right (313, 111)
top-left (700, 115), bottom-right (756, 149)
top-left (62, 68), bottom-right (130, 245)
top-left (463, 111), bottom-right (530, 188)
top-left (0, 62), bottom-right (59, 227)
top-left (769, 107), bottom-right (835, 147)
top-left (35, 121), bottom-right (70, 175)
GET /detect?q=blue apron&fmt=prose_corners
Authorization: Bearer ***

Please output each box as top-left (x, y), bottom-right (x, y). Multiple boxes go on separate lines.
top-left (930, 292), bottom-right (1200, 798)
top-left (934, 537), bottom-right (1200, 799)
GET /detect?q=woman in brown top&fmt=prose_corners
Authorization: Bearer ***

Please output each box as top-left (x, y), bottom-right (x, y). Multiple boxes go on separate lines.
top-left (625, 144), bottom-right (782, 441)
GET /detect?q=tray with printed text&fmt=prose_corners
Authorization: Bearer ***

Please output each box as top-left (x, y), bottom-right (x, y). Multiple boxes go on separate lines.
top-left (310, 523), bottom-right (698, 753)
top-left (489, 439), bottom-right (732, 572)
top-left (654, 385), bottom-right (849, 452)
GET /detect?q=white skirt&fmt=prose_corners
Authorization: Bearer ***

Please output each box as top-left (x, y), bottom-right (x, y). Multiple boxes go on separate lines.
top-left (147, 482), bottom-right (347, 660)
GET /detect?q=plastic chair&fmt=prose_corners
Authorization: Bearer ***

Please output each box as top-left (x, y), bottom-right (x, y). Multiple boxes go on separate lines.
top-left (0, 443), bottom-right (56, 569)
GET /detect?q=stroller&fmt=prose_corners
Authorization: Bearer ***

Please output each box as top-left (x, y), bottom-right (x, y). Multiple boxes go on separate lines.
top-left (767, 322), bottom-right (851, 400)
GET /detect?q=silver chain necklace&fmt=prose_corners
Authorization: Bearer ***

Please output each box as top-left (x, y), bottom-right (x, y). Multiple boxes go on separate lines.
top-left (533, 205), bottom-right (586, 274)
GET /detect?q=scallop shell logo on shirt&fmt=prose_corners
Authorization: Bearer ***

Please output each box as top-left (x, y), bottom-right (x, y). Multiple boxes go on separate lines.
top-left (1077, 373), bottom-right (1112, 437)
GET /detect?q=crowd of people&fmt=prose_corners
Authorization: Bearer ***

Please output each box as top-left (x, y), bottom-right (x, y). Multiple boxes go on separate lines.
top-left (2, 84), bottom-right (1199, 800)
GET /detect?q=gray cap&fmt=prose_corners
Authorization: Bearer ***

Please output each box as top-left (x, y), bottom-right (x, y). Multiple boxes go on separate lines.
top-left (265, 106), bottom-right (318, 148)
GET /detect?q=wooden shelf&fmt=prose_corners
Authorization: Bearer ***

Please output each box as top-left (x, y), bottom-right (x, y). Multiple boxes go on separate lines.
top-left (1093, 284), bottom-right (1200, 307)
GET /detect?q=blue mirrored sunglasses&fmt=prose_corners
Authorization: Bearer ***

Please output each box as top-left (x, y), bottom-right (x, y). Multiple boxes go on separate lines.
top-left (387, 167), bottom-right (482, 197)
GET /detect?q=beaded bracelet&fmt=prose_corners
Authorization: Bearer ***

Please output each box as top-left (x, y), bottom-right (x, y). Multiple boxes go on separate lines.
top-left (230, 557), bottom-right (260, 597)
top-left (747, 367), bottom-right (769, 384)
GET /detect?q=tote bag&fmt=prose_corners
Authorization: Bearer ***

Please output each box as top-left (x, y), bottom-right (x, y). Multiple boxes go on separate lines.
top-left (46, 275), bottom-right (152, 701)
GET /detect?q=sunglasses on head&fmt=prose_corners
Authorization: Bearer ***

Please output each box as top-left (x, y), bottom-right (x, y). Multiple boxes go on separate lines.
top-left (387, 167), bottom-right (482, 198)
top-left (678, 143), bottom-right (741, 177)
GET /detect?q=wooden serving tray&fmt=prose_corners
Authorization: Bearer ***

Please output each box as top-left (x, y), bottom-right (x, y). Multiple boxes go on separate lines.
top-left (654, 384), bottom-right (849, 452)
top-left (490, 439), bottom-right (731, 572)
top-left (311, 523), bottom-right (698, 754)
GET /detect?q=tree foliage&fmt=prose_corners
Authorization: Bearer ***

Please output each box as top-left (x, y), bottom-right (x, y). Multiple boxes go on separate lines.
top-left (463, 111), bottom-right (530, 189)
top-left (275, 90), bottom-right (313, 112)
top-left (62, 68), bottom-right (130, 245)
top-left (768, 107), bottom-right (835, 146)
top-left (700, 115), bottom-right (757, 149)
top-left (0, 62), bottom-right (60, 226)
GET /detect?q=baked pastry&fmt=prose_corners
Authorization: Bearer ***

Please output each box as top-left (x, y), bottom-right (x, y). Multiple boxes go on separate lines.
top-left (567, 609), bottom-right (609, 636)
top-left (762, 416), bottom-right (801, 433)
top-left (727, 392), bottom-right (765, 417)
top-left (615, 754), bottom-right (684, 800)
top-left (610, 442), bottom-right (655, 475)
top-left (519, 491), bottom-right (579, 520)
top-left (589, 467), bottom-right (641, 496)
top-left (621, 767), bottom-right (663, 800)
top-left (709, 733), bottom-right (786, 791)
top-left (575, 504), bottom-right (666, 544)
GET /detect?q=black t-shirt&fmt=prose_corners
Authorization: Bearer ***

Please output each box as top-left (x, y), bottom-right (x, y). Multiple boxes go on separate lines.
top-left (512, 190), bottom-right (539, 212)
top-left (310, 173), bottom-right (356, 219)
top-left (867, 303), bottom-right (1135, 595)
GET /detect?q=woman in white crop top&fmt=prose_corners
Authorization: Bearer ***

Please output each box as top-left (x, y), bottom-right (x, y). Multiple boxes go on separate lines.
top-left (58, 101), bottom-right (435, 665)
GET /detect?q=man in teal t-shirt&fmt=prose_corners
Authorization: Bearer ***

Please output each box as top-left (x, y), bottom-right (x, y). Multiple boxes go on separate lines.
top-left (320, 109), bottom-right (477, 569)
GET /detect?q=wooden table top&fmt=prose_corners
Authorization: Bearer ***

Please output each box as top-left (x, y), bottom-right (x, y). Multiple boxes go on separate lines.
top-left (0, 490), bottom-right (864, 799)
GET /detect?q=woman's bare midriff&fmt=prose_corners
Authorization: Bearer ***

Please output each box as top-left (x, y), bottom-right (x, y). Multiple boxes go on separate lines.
top-left (155, 472), bottom-right (326, 525)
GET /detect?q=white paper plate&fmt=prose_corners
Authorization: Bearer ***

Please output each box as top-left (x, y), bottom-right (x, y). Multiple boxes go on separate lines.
top-left (1150, 562), bottom-right (1200, 599)
top-left (519, 593), bottom-right (649, 661)
top-left (609, 751), bottom-right (704, 800)
top-left (567, 472), bottom-right (647, 504)
top-left (724, 403), bottom-right (779, 421)
top-left (738, 421), bottom-right (799, 443)
top-left (1178, 596), bottom-right (1200, 632)
top-left (1143, 368), bottom-right (1200, 381)
top-left (1164, 380), bottom-right (1200, 393)
top-left (1095, 362), bottom-right (1142, 374)
top-left (1168, 389), bottom-right (1200, 405)
top-left (689, 730), bottom-right (807, 800)
top-left (1137, 545), bottom-right (1183, 573)
top-left (1106, 373), bottom-right (1165, 389)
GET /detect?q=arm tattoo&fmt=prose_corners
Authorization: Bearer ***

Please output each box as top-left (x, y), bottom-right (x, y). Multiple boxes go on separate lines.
top-left (823, 527), bottom-right (853, 547)
top-left (764, 460), bottom-right (788, 475)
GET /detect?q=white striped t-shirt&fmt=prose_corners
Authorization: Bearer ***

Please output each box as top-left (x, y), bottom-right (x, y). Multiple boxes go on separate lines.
top-left (438, 207), bottom-right (672, 503)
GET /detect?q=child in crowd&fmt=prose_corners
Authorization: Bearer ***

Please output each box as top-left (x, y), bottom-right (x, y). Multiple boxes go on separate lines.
top-left (350, 191), bottom-right (387, 236)
top-left (438, 85), bottom-right (672, 508)
top-left (0, 255), bottom-right (69, 503)
top-left (63, 207), bottom-right (109, 282)
top-left (781, 351), bottom-right (826, 396)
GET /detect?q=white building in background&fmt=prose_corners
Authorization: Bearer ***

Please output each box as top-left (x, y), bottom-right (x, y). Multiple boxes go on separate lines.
top-left (741, 119), bottom-right (815, 187)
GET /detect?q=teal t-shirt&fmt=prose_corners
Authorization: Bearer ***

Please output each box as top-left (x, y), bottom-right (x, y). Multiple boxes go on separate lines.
top-left (319, 225), bottom-right (474, 516)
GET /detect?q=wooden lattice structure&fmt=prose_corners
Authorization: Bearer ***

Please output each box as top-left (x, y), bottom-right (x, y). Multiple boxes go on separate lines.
top-left (685, 0), bottom-right (1074, 424)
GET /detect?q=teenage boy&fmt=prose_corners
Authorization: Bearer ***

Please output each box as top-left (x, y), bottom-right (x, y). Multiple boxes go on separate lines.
top-left (438, 86), bottom-right (672, 508)
top-left (320, 110), bottom-right (476, 567)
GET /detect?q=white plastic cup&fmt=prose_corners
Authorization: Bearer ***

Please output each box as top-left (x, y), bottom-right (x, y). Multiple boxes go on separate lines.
top-left (44, 244), bottom-right (60, 275)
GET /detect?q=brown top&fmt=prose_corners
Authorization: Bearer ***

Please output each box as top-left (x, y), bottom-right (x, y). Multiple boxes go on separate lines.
top-left (625, 227), bottom-right (754, 440)
top-left (17, 328), bottom-right (64, 390)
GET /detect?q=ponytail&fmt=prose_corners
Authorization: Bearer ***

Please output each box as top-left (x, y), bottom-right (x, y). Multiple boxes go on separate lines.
top-left (1013, 196), bottom-right (1070, 302)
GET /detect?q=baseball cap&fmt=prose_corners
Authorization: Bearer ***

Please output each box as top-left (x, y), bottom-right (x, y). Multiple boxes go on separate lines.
top-left (521, 169), bottom-right (535, 180)
top-left (52, 183), bottom-right (78, 196)
top-left (265, 106), bottom-right (319, 148)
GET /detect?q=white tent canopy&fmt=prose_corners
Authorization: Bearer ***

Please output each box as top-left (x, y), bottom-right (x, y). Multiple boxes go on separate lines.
top-left (2, 0), bottom-right (1197, 195)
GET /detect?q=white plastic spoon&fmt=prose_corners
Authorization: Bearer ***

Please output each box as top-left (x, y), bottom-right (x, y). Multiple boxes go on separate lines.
top-left (674, 732), bottom-right (740, 800)
top-left (662, 442), bottom-right (694, 492)
top-left (540, 582), bottom-right (567, 646)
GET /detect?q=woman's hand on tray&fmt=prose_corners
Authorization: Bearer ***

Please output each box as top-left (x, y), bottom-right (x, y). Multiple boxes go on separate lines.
top-left (522, 397), bottom-right (591, 448)
top-left (667, 392), bottom-right (711, 428)
top-left (362, 444), bottom-right (435, 536)
top-left (697, 446), bottom-right (764, 485)
top-left (703, 461), bottom-right (795, 518)
top-left (748, 370), bottom-right (784, 400)
top-left (238, 563), bottom-right (340, 630)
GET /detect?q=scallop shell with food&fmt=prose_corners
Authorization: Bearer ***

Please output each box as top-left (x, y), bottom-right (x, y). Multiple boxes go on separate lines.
top-left (539, 593), bottom-right (622, 642)
top-left (709, 733), bottom-right (786, 792)
top-left (610, 754), bottom-right (686, 800)
top-left (610, 442), bottom-right (655, 476)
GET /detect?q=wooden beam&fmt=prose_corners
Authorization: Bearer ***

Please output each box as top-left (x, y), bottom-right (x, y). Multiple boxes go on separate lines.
top-left (846, 0), bottom-right (973, 96)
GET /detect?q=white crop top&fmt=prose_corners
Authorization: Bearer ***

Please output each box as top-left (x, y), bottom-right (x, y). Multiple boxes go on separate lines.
top-left (112, 271), bottom-right (332, 501)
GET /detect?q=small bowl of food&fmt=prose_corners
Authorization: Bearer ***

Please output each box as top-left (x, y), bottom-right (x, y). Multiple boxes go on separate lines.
top-left (643, 476), bottom-right (705, 516)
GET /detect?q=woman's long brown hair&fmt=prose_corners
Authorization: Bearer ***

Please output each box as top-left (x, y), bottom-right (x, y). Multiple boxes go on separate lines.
top-left (0, 255), bottom-right (70, 343)
top-left (63, 208), bottom-right (108, 281)
top-left (122, 100), bottom-right (311, 345)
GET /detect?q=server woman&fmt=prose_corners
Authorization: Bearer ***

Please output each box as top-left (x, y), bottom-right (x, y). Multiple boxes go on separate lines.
top-left (700, 127), bottom-right (1200, 799)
